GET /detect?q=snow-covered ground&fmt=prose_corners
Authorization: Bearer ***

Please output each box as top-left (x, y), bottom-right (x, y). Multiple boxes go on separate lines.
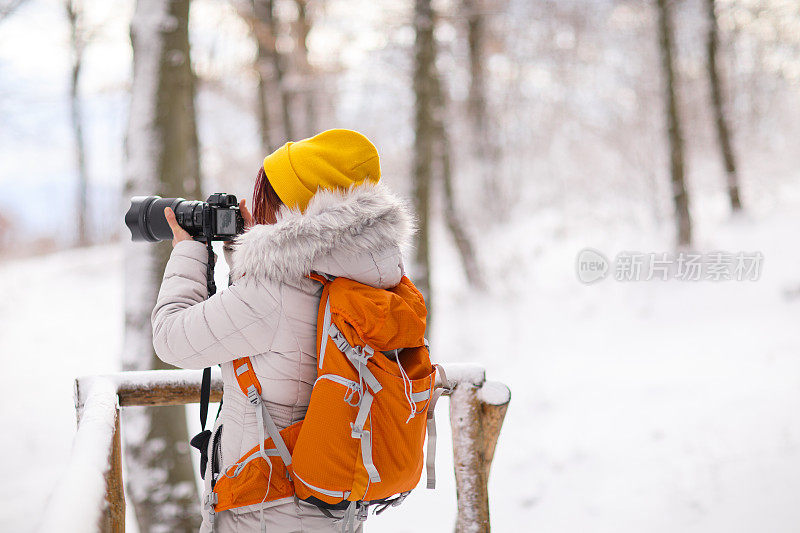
top-left (2, 201), bottom-right (800, 532)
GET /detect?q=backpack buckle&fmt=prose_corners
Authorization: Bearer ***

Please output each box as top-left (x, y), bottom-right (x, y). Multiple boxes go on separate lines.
top-left (356, 502), bottom-right (369, 521)
top-left (344, 385), bottom-right (361, 406)
top-left (350, 345), bottom-right (373, 366)
top-left (246, 385), bottom-right (261, 406)
top-left (203, 491), bottom-right (218, 508)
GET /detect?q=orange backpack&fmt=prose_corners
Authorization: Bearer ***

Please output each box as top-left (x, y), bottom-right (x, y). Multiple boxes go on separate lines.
top-left (205, 274), bottom-right (450, 531)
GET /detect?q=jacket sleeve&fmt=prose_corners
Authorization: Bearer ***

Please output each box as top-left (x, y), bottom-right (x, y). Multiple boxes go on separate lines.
top-left (151, 239), bottom-right (281, 369)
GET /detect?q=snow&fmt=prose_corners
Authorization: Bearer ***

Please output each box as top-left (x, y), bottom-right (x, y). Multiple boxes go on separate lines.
top-left (0, 246), bottom-right (125, 532)
top-left (80, 368), bottom-right (223, 394)
top-left (3, 203), bottom-right (800, 532)
top-left (443, 362), bottom-right (486, 386)
top-left (39, 378), bottom-right (118, 533)
top-left (478, 381), bottom-right (511, 406)
top-left (0, 199), bottom-right (796, 533)
top-left (2, 201), bottom-right (800, 532)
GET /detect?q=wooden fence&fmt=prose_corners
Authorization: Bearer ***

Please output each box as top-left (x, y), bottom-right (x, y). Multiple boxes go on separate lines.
top-left (44, 365), bottom-right (509, 533)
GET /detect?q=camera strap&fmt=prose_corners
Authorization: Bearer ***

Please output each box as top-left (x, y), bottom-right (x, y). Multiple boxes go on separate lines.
top-left (191, 239), bottom-right (220, 480)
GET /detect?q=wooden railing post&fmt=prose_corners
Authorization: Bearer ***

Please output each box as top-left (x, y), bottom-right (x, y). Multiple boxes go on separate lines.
top-left (99, 405), bottom-right (125, 533)
top-left (75, 377), bottom-right (126, 533)
top-left (448, 364), bottom-right (511, 533)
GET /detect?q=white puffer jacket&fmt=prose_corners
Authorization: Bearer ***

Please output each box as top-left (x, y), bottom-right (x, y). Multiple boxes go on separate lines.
top-left (151, 183), bottom-right (413, 532)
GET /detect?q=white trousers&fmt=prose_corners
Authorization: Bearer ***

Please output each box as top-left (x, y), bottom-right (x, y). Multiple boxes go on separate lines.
top-left (199, 497), bottom-right (364, 533)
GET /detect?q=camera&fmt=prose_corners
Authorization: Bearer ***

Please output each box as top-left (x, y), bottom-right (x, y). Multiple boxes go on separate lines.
top-left (125, 193), bottom-right (245, 242)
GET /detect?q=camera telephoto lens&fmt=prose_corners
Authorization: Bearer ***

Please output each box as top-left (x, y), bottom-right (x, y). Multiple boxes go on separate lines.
top-left (125, 196), bottom-right (192, 242)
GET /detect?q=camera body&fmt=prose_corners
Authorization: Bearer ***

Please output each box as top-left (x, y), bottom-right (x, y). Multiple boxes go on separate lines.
top-left (125, 192), bottom-right (245, 243)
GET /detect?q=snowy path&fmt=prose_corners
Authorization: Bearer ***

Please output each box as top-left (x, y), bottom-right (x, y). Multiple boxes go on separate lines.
top-left (2, 209), bottom-right (800, 532)
top-left (0, 246), bottom-right (124, 532)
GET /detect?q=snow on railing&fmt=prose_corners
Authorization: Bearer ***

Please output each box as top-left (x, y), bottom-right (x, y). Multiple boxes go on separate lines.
top-left (43, 365), bottom-right (509, 533)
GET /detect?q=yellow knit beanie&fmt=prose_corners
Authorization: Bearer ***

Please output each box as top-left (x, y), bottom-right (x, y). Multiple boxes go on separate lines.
top-left (263, 129), bottom-right (381, 212)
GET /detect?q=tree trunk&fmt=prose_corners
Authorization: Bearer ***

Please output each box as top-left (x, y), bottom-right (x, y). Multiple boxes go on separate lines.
top-left (705, 0), bottom-right (742, 212)
top-left (293, 0), bottom-right (316, 138)
top-left (124, 0), bottom-right (202, 530)
top-left (252, 0), bottom-right (294, 143)
top-left (0, 0), bottom-right (27, 24)
top-left (413, 0), bottom-right (485, 319)
top-left (253, 0), bottom-right (274, 155)
top-left (432, 76), bottom-right (485, 289)
top-left (656, 0), bottom-right (692, 246)
top-left (66, 0), bottom-right (89, 246)
top-left (436, 124), bottom-right (485, 289)
top-left (464, 0), bottom-right (487, 137)
top-left (463, 0), bottom-right (501, 211)
top-left (412, 0), bottom-right (436, 315)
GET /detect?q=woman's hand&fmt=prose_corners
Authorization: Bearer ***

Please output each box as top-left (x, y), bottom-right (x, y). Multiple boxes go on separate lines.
top-left (223, 199), bottom-right (255, 268)
top-left (239, 198), bottom-right (255, 229)
top-left (164, 207), bottom-right (192, 248)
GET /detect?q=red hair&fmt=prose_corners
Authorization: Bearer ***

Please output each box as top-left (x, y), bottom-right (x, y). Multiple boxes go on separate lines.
top-left (252, 167), bottom-right (284, 225)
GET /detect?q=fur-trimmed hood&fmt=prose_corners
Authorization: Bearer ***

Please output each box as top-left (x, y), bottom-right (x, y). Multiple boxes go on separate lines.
top-left (231, 182), bottom-right (414, 289)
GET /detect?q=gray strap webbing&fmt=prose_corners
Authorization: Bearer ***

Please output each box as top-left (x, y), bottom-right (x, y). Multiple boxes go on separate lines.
top-left (434, 363), bottom-right (451, 391)
top-left (249, 386), bottom-right (292, 471)
top-left (230, 447), bottom-right (281, 477)
top-left (204, 492), bottom-right (217, 533)
top-left (315, 373), bottom-right (361, 391)
top-left (356, 363), bottom-right (381, 393)
top-left (410, 389), bottom-right (431, 402)
top-left (329, 325), bottom-right (383, 393)
top-left (352, 391), bottom-right (373, 436)
top-left (341, 501), bottom-right (357, 533)
top-left (294, 472), bottom-right (351, 500)
top-left (426, 364), bottom-right (451, 490)
top-left (259, 401), bottom-right (292, 469)
top-left (352, 392), bottom-right (380, 483)
top-left (249, 386), bottom-right (270, 466)
top-left (360, 429), bottom-right (381, 483)
top-left (318, 298), bottom-right (331, 369)
top-left (426, 388), bottom-right (445, 489)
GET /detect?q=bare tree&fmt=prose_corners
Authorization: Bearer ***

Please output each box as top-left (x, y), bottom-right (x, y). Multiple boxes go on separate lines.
top-left (412, 0), bottom-right (436, 310)
top-left (464, 0), bottom-right (487, 139)
top-left (65, 0), bottom-right (89, 246)
top-left (255, 0), bottom-right (294, 143)
top-left (705, 0), bottom-right (742, 212)
top-left (462, 0), bottom-right (500, 210)
top-left (413, 0), bottom-right (485, 316)
top-left (293, 0), bottom-right (317, 137)
top-left (0, 0), bottom-right (26, 24)
top-left (656, 0), bottom-right (692, 246)
top-left (252, 0), bottom-right (275, 154)
top-left (234, 0), bottom-right (296, 152)
top-left (433, 70), bottom-right (485, 290)
top-left (124, 0), bottom-right (202, 530)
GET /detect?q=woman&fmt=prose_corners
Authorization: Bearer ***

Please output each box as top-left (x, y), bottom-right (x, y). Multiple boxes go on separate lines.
top-left (152, 129), bottom-right (414, 532)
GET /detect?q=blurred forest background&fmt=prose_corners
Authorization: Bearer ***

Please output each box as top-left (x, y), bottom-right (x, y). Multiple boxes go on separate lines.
top-left (1, 0), bottom-right (800, 532)
top-left (2, 0), bottom-right (799, 256)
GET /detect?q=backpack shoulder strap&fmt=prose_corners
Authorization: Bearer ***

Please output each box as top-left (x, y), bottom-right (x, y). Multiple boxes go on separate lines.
top-left (231, 356), bottom-right (293, 472)
top-left (232, 357), bottom-right (261, 398)
top-left (307, 272), bottom-right (330, 285)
